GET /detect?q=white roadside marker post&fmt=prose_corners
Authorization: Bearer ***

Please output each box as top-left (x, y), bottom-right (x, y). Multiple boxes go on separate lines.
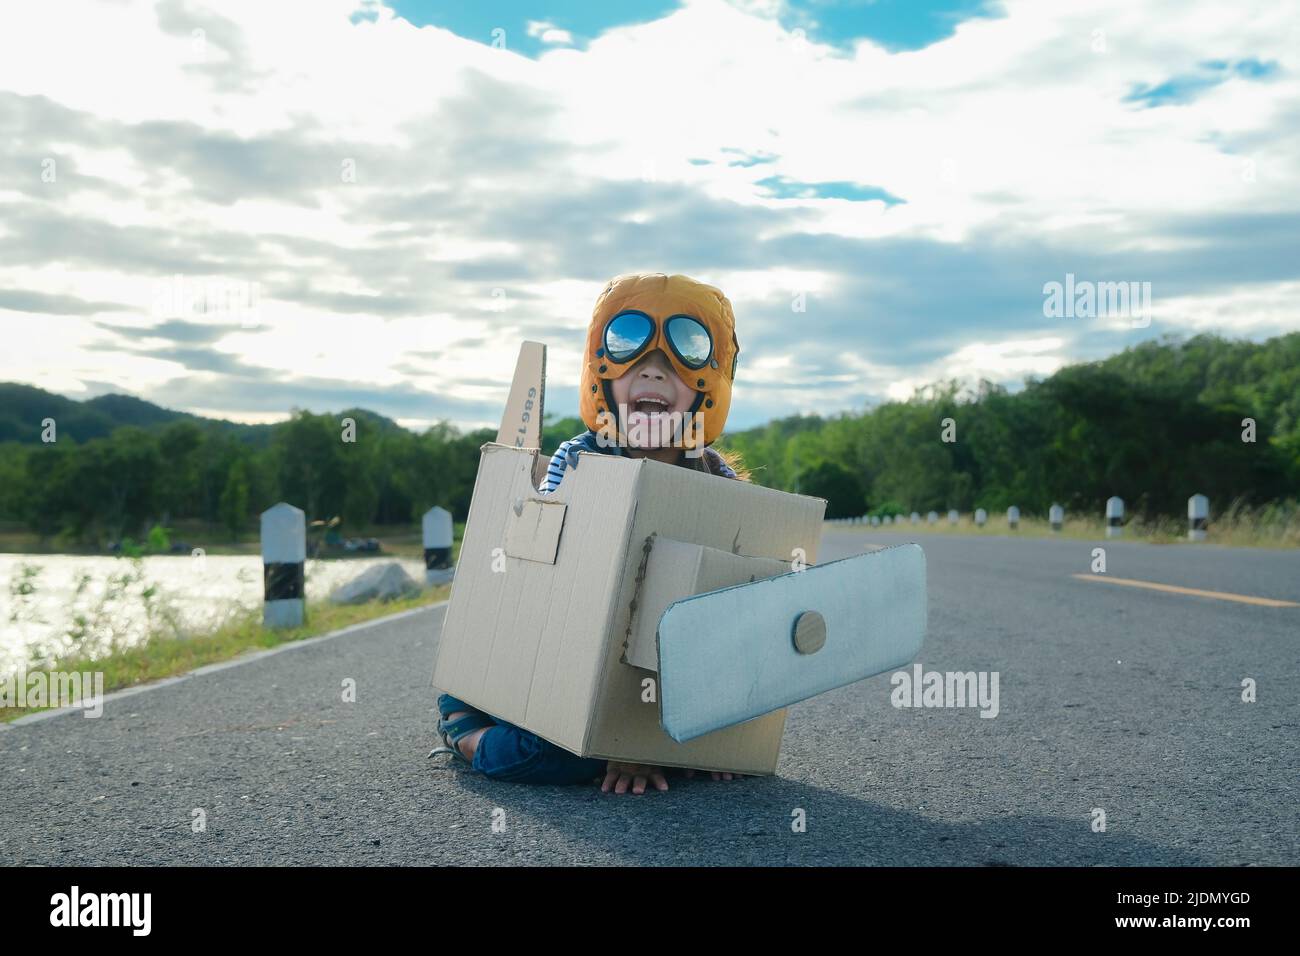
top-left (1188, 494), bottom-right (1209, 542)
top-left (974, 508), bottom-right (987, 528)
top-left (423, 505), bottom-right (455, 585)
top-left (1050, 503), bottom-right (1064, 533)
top-left (911, 512), bottom-right (920, 525)
top-left (262, 502), bottom-right (305, 628)
top-left (927, 511), bottom-right (938, 525)
top-left (1007, 505), bottom-right (1020, 530)
top-left (947, 509), bottom-right (959, 526)
top-left (1106, 496), bottom-right (1124, 539)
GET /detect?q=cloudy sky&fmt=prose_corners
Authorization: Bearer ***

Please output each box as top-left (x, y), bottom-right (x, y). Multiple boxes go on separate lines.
top-left (1, 0), bottom-right (1297, 433)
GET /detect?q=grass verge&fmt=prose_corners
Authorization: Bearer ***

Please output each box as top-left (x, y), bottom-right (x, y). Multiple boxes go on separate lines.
top-left (828, 511), bottom-right (1300, 548)
top-left (1, 585), bottom-right (450, 723)
top-left (0, 521), bottom-right (466, 559)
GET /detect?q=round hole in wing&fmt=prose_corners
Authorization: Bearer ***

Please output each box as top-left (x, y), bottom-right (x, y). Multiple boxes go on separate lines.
top-left (792, 610), bottom-right (826, 655)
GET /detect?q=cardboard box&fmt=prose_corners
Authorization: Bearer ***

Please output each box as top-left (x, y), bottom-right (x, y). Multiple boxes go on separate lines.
top-left (432, 442), bottom-right (826, 773)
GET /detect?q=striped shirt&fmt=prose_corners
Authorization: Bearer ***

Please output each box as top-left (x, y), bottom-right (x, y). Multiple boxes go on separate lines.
top-left (538, 430), bottom-right (737, 493)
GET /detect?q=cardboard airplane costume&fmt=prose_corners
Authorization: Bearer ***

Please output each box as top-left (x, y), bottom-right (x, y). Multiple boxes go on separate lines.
top-left (431, 273), bottom-right (927, 775)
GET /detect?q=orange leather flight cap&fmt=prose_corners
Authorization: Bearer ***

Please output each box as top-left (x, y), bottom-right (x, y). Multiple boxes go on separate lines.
top-left (579, 273), bottom-right (738, 448)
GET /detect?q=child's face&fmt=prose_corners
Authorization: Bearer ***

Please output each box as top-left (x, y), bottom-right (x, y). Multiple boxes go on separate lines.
top-left (609, 348), bottom-right (697, 449)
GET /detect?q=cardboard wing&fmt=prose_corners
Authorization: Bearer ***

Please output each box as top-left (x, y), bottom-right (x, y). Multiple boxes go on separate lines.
top-left (656, 545), bottom-right (926, 742)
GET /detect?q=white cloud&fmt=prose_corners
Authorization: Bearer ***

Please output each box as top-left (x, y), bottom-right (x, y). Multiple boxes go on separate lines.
top-left (526, 20), bottom-right (575, 46)
top-left (885, 337), bottom-right (1070, 402)
top-left (1153, 282), bottom-right (1300, 336)
top-left (0, 0), bottom-right (1296, 432)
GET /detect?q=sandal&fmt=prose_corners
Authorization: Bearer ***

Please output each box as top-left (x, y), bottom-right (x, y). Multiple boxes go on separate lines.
top-left (427, 694), bottom-right (496, 764)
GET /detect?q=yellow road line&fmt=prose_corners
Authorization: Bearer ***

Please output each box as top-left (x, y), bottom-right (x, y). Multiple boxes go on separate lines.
top-left (1071, 574), bottom-right (1299, 608)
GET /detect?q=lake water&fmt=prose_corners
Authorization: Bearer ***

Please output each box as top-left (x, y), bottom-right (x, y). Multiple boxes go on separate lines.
top-left (0, 553), bottom-right (428, 679)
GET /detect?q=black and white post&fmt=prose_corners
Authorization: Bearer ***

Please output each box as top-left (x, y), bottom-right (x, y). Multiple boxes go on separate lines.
top-left (262, 502), bottom-right (305, 628)
top-left (1050, 503), bottom-right (1064, 533)
top-left (1188, 494), bottom-right (1209, 542)
top-left (422, 506), bottom-right (454, 585)
top-left (1007, 506), bottom-right (1020, 530)
top-left (1106, 496), bottom-right (1124, 539)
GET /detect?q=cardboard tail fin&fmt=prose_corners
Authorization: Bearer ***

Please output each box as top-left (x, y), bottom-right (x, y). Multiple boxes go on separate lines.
top-left (495, 341), bottom-right (548, 488)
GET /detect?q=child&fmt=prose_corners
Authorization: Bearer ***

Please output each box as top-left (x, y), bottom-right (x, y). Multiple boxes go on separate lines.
top-left (430, 273), bottom-right (748, 795)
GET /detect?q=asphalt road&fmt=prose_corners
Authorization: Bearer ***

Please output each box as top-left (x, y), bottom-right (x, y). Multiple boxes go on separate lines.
top-left (2, 530), bottom-right (1296, 866)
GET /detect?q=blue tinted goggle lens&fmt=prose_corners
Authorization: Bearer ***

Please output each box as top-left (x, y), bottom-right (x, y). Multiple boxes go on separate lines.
top-left (665, 315), bottom-right (712, 369)
top-left (604, 312), bottom-right (654, 362)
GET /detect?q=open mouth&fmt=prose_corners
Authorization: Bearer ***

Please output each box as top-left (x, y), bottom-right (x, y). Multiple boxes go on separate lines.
top-left (632, 397), bottom-right (671, 415)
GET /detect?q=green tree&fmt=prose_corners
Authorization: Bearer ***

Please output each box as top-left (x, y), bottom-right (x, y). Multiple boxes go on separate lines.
top-left (155, 419), bottom-right (204, 522)
top-left (275, 411), bottom-right (347, 520)
top-left (68, 428), bottom-right (162, 541)
top-left (795, 459), bottom-right (866, 518)
top-left (219, 458), bottom-right (251, 540)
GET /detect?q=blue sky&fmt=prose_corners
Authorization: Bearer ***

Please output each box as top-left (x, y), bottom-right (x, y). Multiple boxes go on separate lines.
top-left (1, 0), bottom-right (1296, 433)
top-left (388, 0), bottom-right (999, 57)
top-left (1125, 57), bottom-right (1281, 107)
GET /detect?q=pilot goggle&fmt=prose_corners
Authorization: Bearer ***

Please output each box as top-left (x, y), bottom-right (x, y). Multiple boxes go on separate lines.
top-left (602, 310), bottom-right (715, 371)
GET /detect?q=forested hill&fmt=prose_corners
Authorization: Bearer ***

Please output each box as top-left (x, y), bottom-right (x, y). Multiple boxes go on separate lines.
top-left (720, 332), bottom-right (1300, 518)
top-left (0, 383), bottom-right (404, 448)
top-left (0, 383), bottom-right (264, 445)
top-left (0, 332), bottom-right (1296, 540)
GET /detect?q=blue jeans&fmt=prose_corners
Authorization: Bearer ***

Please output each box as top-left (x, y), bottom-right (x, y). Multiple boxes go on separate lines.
top-left (437, 694), bottom-right (607, 786)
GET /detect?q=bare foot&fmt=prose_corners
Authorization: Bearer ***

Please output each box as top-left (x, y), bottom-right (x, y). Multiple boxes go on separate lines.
top-left (602, 761), bottom-right (669, 795)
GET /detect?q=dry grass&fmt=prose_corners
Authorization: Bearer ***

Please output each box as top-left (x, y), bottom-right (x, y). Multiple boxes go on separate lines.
top-left (1, 585), bottom-right (450, 723)
top-left (828, 500), bottom-right (1300, 548)
top-left (0, 521), bottom-right (466, 558)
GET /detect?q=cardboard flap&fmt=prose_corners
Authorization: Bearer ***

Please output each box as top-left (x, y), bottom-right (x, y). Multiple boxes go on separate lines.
top-left (505, 497), bottom-right (567, 564)
top-left (497, 341), bottom-right (546, 451)
top-left (624, 535), bottom-right (795, 672)
top-left (656, 543), bottom-right (927, 742)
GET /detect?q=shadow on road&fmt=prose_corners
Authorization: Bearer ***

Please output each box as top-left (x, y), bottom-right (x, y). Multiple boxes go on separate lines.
top-left (439, 768), bottom-right (1206, 866)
